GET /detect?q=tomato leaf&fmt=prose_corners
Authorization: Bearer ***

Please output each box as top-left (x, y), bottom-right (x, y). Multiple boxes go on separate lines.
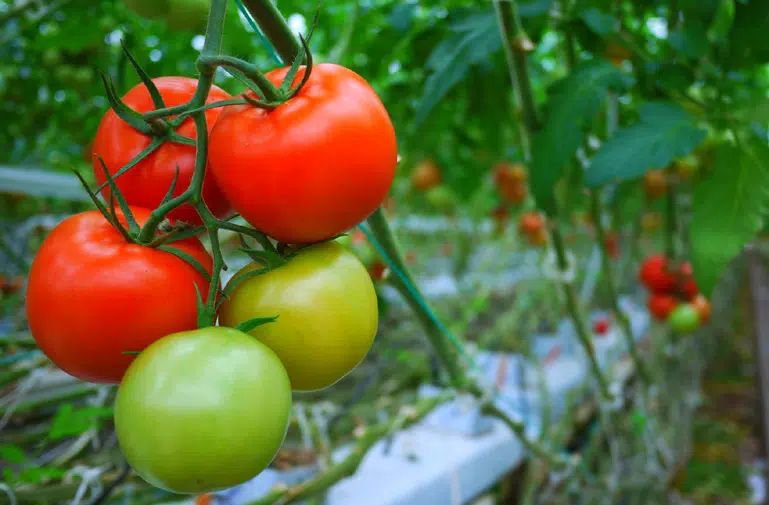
top-left (236, 315), bottom-right (279, 333)
top-left (0, 444), bottom-right (27, 464)
top-left (530, 58), bottom-right (630, 212)
top-left (585, 102), bottom-right (706, 187)
top-left (690, 133), bottom-right (769, 296)
top-left (49, 404), bottom-right (113, 441)
top-left (727, 0), bottom-right (769, 67)
top-left (668, 21), bottom-right (710, 59)
top-left (580, 8), bottom-right (614, 35)
top-left (414, 9), bottom-right (501, 126)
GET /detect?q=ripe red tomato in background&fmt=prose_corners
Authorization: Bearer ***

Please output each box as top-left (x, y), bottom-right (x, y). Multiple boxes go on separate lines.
top-left (604, 232), bottom-right (619, 260)
top-left (639, 255), bottom-right (677, 293)
top-left (648, 293), bottom-right (678, 320)
top-left (593, 318), bottom-right (610, 335)
top-left (25, 208), bottom-right (213, 384)
top-left (518, 211), bottom-right (545, 236)
top-left (411, 159), bottom-right (441, 192)
top-left (92, 77), bottom-right (233, 226)
top-left (209, 63), bottom-right (398, 244)
top-left (691, 294), bottom-right (712, 323)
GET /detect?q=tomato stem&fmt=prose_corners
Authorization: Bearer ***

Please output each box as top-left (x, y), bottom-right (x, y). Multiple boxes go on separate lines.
top-left (239, 0), bottom-right (304, 65)
top-left (198, 55), bottom-right (282, 102)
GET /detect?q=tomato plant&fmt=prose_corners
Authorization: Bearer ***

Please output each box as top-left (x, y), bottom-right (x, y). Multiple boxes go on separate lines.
top-left (114, 326), bottom-right (292, 494)
top-left (124, 0), bottom-right (209, 32)
top-left (208, 63), bottom-right (397, 244)
top-left (493, 162), bottom-right (527, 205)
top-left (92, 77), bottom-right (233, 227)
top-left (691, 294), bottom-right (712, 323)
top-left (643, 169), bottom-right (667, 200)
top-left (218, 241), bottom-right (378, 391)
top-left (25, 208), bottom-right (213, 384)
top-left (648, 293), bottom-right (678, 321)
top-left (668, 304), bottom-right (700, 334)
top-left (518, 211), bottom-right (545, 236)
top-left (425, 185), bottom-right (457, 211)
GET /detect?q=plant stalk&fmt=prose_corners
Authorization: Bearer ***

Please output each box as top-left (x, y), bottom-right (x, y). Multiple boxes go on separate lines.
top-left (239, 0), bottom-right (303, 64)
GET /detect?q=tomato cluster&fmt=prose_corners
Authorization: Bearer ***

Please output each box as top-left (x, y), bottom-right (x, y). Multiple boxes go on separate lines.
top-left (639, 255), bottom-right (711, 333)
top-left (26, 65), bottom-right (393, 493)
top-left (493, 162), bottom-right (528, 206)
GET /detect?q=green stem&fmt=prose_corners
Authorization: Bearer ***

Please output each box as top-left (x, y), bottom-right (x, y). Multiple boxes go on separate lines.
top-left (589, 193), bottom-right (651, 385)
top-left (665, 182), bottom-right (677, 261)
top-left (196, 203), bottom-right (225, 327)
top-left (240, 0), bottom-right (303, 65)
top-left (198, 55), bottom-right (282, 101)
top-left (365, 208), bottom-right (465, 387)
top-left (493, 0), bottom-right (540, 136)
top-left (328, 3), bottom-right (359, 64)
top-left (550, 225), bottom-right (611, 398)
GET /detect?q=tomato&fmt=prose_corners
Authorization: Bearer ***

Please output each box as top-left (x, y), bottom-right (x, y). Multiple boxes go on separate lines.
top-left (114, 327), bottom-right (292, 494)
top-left (411, 159), bottom-right (441, 192)
top-left (1, 276), bottom-right (24, 296)
top-left (498, 180), bottom-right (527, 205)
top-left (604, 231), bottom-right (619, 260)
top-left (691, 294), bottom-right (712, 323)
top-left (641, 212), bottom-right (663, 234)
top-left (209, 63), bottom-right (397, 244)
top-left (674, 160), bottom-right (698, 181)
top-left (679, 261), bottom-right (693, 277)
top-left (639, 255), bottom-right (677, 293)
top-left (604, 43), bottom-right (631, 67)
top-left (493, 162), bottom-right (527, 185)
top-left (425, 185), bottom-right (457, 211)
top-left (368, 261), bottom-right (388, 282)
top-left (648, 293), bottom-right (678, 320)
top-left (219, 241), bottom-right (378, 391)
top-left (25, 208), bottom-right (213, 384)
top-left (518, 211), bottom-right (545, 236)
top-left (528, 228), bottom-right (549, 247)
top-left (668, 304), bottom-right (700, 334)
top-left (680, 277), bottom-right (699, 300)
top-left (92, 77), bottom-right (233, 227)
top-left (593, 318), bottom-right (610, 336)
top-left (643, 169), bottom-right (668, 199)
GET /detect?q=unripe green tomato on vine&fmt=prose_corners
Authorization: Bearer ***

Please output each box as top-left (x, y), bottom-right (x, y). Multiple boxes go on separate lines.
top-left (668, 304), bottom-right (700, 334)
top-left (219, 241), bottom-right (378, 392)
top-left (425, 185), bottom-right (457, 211)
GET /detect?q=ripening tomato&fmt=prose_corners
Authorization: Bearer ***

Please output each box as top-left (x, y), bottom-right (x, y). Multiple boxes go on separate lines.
top-left (641, 212), bottom-right (663, 234)
top-left (411, 159), bottom-right (441, 192)
top-left (639, 255), bottom-right (677, 293)
top-left (604, 231), bottom-right (619, 260)
top-left (92, 77), bottom-right (233, 226)
top-left (425, 185), bottom-right (457, 212)
top-left (593, 318), bottom-right (610, 335)
top-left (26, 208), bottom-right (213, 384)
top-left (115, 327), bottom-right (292, 494)
top-left (529, 228), bottom-right (549, 247)
top-left (518, 211), bottom-right (545, 236)
top-left (691, 294), bottom-right (711, 323)
top-left (368, 261), bottom-right (388, 282)
top-left (498, 180), bottom-right (527, 205)
top-left (648, 293), bottom-right (678, 320)
top-left (644, 169), bottom-right (668, 199)
top-left (668, 304), bottom-right (700, 334)
top-left (209, 63), bottom-right (397, 244)
top-left (219, 241), bottom-right (378, 391)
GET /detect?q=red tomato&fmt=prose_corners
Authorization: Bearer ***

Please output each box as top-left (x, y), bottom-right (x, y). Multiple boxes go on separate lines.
top-left (679, 261), bottom-right (693, 277)
top-left (411, 160), bottom-right (441, 191)
top-left (648, 293), bottom-right (678, 321)
top-left (92, 77), bottom-right (233, 226)
top-left (593, 318), bottom-right (610, 335)
top-left (639, 255), bottom-right (677, 293)
top-left (518, 211), bottom-right (545, 236)
top-left (368, 261), bottom-right (388, 282)
top-left (604, 231), bottom-right (619, 260)
top-left (25, 208), bottom-right (213, 384)
top-left (209, 63), bottom-right (397, 244)
top-left (680, 277), bottom-right (699, 300)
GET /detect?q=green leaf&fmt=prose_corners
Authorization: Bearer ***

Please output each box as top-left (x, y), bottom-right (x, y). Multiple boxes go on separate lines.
top-left (585, 102), bottom-right (707, 187)
top-left (18, 466), bottom-right (67, 484)
top-left (530, 58), bottom-right (630, 212)
top-left (415, 10), bottom-right (501, 126)
top-left (157, 245), bottom-right (211, 281)
top-left (580, 8), bottom-right (614, 35)
top-left (235, 315), bottom-right (279, 333)
top-left (669, 21), bottom-right (709, 59)
top-left (727, 0), bottom-right (769, 66)
top-left (49, 404), bottom-right (113, 441)
top-left (690, 134), bottom-right (769, 296)
top-left (518, 0), bottom-right (555, 17)
top-left (0, 444), bottom-right (26, 464)
top-left (238, 248), bottom-right (288, 269)
top-left (708, 0), bottom-right (735, 41)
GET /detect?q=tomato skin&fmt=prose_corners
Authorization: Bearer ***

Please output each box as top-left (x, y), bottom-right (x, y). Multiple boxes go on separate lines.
top-left (219, 241), bottom-right (378, 391)
top-left (92, 77), bottom-right (233, 227)
top-left (209, 64), bottom-right (397, 244)
top-left (639, 255), bottom-right (677, 292)
top-left (411, 159), bottom-right (441, 192)
top-left (114, 327), bottom-right (292, 494)
top-left (668, 304), bottom-right (700, 334)
top-left (644, 169), bottom-right (668, 199)
top-left (648, 293), bottom-right (678, 320)
top-left (25, 208), bottom-right (213, 384)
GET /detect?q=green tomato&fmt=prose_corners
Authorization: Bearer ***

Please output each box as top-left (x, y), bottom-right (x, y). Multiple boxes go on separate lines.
top-left (219, 241), bottom-right (378, 392)
top-left (668, 304), bottom-right (700, 334)
top-left (334, 233), bottom-right (352, 249)
top-left (166, 0), bottom-right (210, 32)
top-left (114, 327), bottom-right (292, 494)
top-left (425, 185), bottom-right (457, 211)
